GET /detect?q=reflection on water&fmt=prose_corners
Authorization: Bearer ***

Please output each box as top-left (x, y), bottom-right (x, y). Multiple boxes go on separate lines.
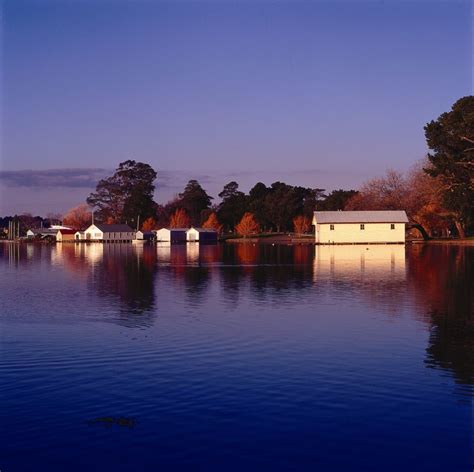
top-left (0, 241), bottom-right (472, 471)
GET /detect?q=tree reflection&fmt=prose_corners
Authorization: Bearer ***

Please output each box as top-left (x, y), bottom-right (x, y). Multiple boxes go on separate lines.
top-left (92, 244), bottom-right (157, 326)
top-left (408, 245), bottom-right (474, 388)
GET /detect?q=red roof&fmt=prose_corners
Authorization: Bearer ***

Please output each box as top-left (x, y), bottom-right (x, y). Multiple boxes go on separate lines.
top-left (58, 229), bottom-right (77, 234)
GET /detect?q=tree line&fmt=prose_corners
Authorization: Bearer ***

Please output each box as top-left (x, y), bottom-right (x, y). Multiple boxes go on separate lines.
top-left (2, 96), bottom-right (472, 238)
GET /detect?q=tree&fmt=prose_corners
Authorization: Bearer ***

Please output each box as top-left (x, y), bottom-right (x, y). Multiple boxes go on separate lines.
top-left (345, 170), bottom-right (408, 211)
top-left (247, 182), bottom-right (271, 229)
top-left (293, 215), bottom-right (310, 235)
top-left (63, 204), bottom-right (91, 230)
top-left (424, 96), bottom-right (474, 236)
top-left (178, 180), bottom-right (213, 226)
top-left (169, 208), bottom-right (190, 228)
top-left (87, 160), bottom-right (157, 226)
top-left (345, 164), bottom-right (452, 240)
top-left (263, 182), bottom-right (302, 232)
top-left (141, 217), bottom-right (156, 231)
top-left (217, 181), bottom-right (247, 231)
top-left (202, 212), bottom-right (223, 234)
top-left (320, 189), bottom-right (358, 211)
top-left (235, 212), bottom-right (260, 237)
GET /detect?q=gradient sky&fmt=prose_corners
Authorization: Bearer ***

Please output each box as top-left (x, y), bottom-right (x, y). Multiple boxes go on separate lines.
top-left (1, 0), bottom-right (472, 214)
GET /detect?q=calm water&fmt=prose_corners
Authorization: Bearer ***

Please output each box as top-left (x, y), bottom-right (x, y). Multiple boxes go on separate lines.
top-left (1, 242), bottom-right (472, 471)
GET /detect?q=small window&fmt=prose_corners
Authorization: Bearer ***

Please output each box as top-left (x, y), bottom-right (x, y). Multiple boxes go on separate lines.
top-left (330, 224), bottom-right (335, 231)
top-left (390, 224), bottom-right (395, 230)
top-left (360, 224), bottom-right (365, 230)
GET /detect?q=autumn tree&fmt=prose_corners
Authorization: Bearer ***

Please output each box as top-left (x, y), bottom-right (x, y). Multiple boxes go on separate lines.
top-left (345, 170), bottom-right (408, 211)
top-left (235, 212), bottom-right (260, 237)
top-left (87, 160), bottom-right (157, 226)
top-left (169, 208), bottom-right (190, 228)
top-left (202, 212), bottom-right (223, 234)
top-left (293, 215), bottom-right (311, 236)
top-left (141, 217), bottom-right (156, 231)
top-left (424, 96), bottom-right (474, 236)
top-left (63, 204), bottom-right (91, 230)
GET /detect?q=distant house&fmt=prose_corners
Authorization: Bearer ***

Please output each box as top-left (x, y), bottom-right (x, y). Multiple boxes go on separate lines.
top-left (186, 227), bottom-right (218, 243)
top-left (155, 228), bottom-right (187, 243)
top-left (74, 231), bottom-right (85, 241)
top-left (56, 229), bottom-right (76, 242)
top-left (312, 211), bottom-right (409, 244)
top-left (83, 224), bottom-right (135, 242)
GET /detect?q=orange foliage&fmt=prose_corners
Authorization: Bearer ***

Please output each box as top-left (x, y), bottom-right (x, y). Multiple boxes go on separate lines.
top-left (202, 212), bottom-right (223, 234)
top-left (63, 204), bottom-right (92, 230)
top-left (293, 215), bottom-right (310, 235)
top-left (142, 217), bottom-right (156, 231)
top-left (169, 208), bottom-right (190, 228)
top-left (235, 212), bottom-right (259, 237)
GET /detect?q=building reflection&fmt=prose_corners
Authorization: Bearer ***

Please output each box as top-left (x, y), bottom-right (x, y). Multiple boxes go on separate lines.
top-left (313, 244), bottom-right (406, 279)
top-left (2, 241), bottom-right (472, 389)
top-left (312, 245), bottom-right (407, 317)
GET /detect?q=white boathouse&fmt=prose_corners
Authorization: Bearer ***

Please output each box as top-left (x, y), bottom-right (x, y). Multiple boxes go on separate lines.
top-left (312, 211), bottom-right (408, 244)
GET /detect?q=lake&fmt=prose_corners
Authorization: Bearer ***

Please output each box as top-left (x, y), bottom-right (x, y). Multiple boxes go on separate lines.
top-left (1, 242), bottom-right (472, 471)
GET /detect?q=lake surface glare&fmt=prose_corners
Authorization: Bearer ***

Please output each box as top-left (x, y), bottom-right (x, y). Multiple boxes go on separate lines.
top-left (1, 242), bottom-right (472, 471)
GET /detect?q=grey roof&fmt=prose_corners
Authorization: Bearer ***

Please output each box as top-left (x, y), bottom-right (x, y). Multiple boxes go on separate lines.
top-left (188, 227), bottom-right (217, 233)
top-left (95, 224), bottom-right (134, 233)
top-left (313, 211), bottom-right (408, 224)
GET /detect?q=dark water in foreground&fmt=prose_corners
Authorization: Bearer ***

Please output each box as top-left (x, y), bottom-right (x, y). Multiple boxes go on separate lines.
top-left (1, 242), bottom-right (472, 471)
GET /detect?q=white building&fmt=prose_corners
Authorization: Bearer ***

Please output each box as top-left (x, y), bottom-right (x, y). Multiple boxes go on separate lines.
top-left (154, 228), bottom-right (187, 243)
top-left (82, 224), bottom-right (135, 242)
top-left (312, 211), bottom-right (408, 244)
top-left (186, 227), bottom-right (218, 242)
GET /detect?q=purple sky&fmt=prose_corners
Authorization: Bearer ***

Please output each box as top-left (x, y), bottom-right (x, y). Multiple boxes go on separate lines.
top-left (1, 0), bottom-right (472, 215)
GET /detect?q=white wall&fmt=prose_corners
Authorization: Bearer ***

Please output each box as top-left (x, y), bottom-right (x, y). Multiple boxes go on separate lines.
top-left (84, 224), bottom-right (104, 241)
top-left (155, 229), bottom-right (171, 242)
top-left (187, 228), bottom-right (199, 241)
top-left (316, 222), bottom-right (405, 244)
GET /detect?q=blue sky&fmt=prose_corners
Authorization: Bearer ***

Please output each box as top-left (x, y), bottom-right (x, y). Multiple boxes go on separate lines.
top-left (1, 0), bottom-right (472, 214)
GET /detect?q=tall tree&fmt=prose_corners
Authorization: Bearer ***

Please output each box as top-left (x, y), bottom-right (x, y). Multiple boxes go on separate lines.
top-left (217, 181), bottom-right (247, 231)
top-left (247, 182), bottom-right (271, 229)
top-left (87, 160), bottom-right (157, 226)
top-left (178, 180), bottom-right (213, 226)
top-left (424, 96), bottom-right (474, 236)
top-left (263, 182), bottom-right (302, 232)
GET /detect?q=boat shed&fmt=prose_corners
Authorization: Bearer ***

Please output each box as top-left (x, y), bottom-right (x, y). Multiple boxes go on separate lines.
top-left (83, 224), bottom-right (135, 242)
top-left (186, 227), bottom-right (218, 243)
top-left (312, 211), bottom-right (409, 244)
top-left (155, 228), bottom-right (187, 243)
top-left (135, 230), bottom-right (155, 241)
top-left (56, 229), bottom-right (76, 242)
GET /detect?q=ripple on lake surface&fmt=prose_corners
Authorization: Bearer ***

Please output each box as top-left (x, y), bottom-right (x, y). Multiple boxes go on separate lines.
top-left (0, 242), bottom-right (472, 471)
